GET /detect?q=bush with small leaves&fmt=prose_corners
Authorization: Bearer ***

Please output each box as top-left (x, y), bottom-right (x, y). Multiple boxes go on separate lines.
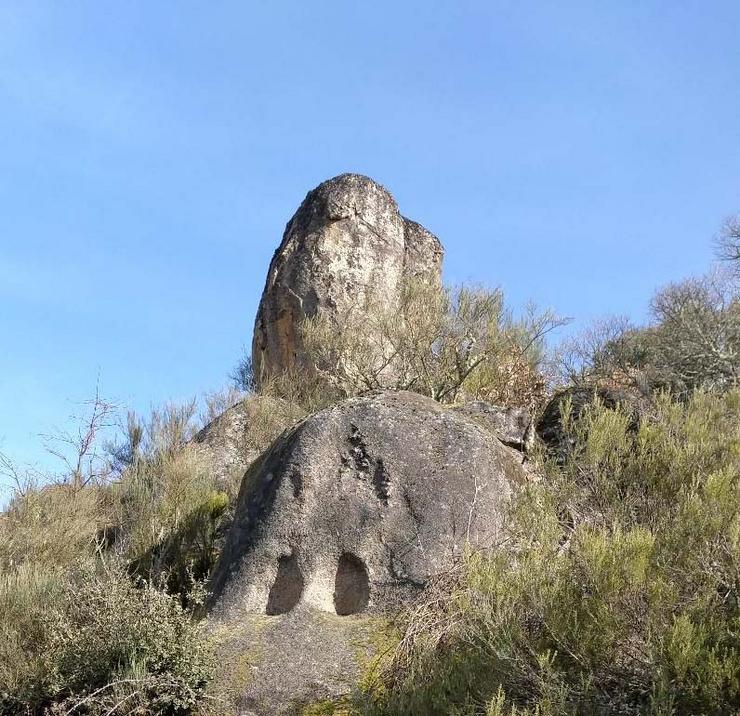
top-left (1, 566), bottom-right (213, 715)
top-left (362, 389), bottom-right (740, 715)
top-left (300, 279), bottom-right (562, 409)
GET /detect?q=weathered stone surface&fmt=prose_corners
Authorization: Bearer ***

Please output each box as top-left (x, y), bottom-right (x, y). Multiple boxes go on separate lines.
top-left (192, 399), bottom-right (257, 489)
top-left (401, 217), bottom-right (444, 280)
top-left (251, 174), bottom-right (443, 386)
top-left (208, 390), bottom-right (527, 713)
top-left (210, 609), bottom-right (379, 716)
top-left (211, 390), bottom-right (525, 613)
top-left (193, 395), bottom-right (305, 490)
top-left (454, 401), bottom-right (533, 452)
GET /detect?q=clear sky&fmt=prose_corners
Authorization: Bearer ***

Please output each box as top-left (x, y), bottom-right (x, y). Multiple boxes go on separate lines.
top-left (1, 1), bottom-right (739, 480)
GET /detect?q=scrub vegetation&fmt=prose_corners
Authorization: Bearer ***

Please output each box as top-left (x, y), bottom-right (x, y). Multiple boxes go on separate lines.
top-left (1, 228), bottom-right (738, 714)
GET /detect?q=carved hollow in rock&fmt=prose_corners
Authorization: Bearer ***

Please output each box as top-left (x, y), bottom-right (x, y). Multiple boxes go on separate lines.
top-left (333, 553), bottom-right (370, 616)
top-left (266, 553), bottom-right (304, 615)
top-left (209, 391), bottom-right (527, 623)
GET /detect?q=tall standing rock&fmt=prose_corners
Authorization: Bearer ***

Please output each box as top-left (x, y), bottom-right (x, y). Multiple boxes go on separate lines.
top-left (252, 174), bottom-right (443, 386)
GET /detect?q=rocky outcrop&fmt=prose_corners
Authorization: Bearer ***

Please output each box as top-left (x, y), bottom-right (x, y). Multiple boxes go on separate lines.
top-left (208, 391), bottom-right (528, 714)
top-left (536, 385), bottom-right (647, 460)
top-left (211, 391), bottom-right (526, 614)
top-left (454, 401), bottom-right (533, 452)
top-left (193, 395), bottom-right (306, 491)
top-left (251, 174), bottom-right (443, 386)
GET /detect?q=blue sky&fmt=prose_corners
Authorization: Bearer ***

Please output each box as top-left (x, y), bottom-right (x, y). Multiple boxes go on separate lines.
top-left (1, 1), bottom-right (739, 480)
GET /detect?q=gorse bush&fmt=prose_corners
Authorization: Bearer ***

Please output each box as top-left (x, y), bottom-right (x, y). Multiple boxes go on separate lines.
top-left (0, 565), bottom-right (64, 711)
top-left (0, 566), bottom-right (212, 715)
top-left (364, 389), bottom-right (740, 715)
top-left (112, 440), bottom-right (221, 596)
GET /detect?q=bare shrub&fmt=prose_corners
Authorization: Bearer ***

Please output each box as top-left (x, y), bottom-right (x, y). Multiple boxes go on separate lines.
top-left (301, 279), bottom-right (563, 409)
top-left (554, 270), bottom-right (739, 398)
top-left (200, 386), bottom-right (245, 426)
top-left (554, 316), bottom-right (642, 387)
top-left (40, 386), bottom-right (117, 489)
top-left (715, 214), bottom-right (740, 274)
top-left (649, 269), bottom-right (739, 393)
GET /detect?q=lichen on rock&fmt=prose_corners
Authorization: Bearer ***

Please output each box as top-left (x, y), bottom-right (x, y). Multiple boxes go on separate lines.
top-left (251, 174), bottom-right (443, 388)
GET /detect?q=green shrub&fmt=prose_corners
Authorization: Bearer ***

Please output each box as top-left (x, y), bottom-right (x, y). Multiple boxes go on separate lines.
top-left (364, 390), bottom-right (740, 715)
top-left (105, 401), bottom-right (233, 598)
top-left (0, 566), bottom-right (212, 715)
top-left (126, 486), bottom-right (230, 602)
top-left (112, 444), bottom-right (215, 562)
top-left (300, 279), bottom-right (562, 409)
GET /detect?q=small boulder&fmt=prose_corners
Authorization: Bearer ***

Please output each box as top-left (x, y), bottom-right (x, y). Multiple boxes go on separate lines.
top-left (454, 401), bottom-right (533, 452)
top-left (536, 385), bottom-right (647, 460)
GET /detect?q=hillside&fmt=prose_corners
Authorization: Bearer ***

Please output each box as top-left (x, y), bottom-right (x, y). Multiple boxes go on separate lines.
top-left (1, 176), bottom-right (739, 716)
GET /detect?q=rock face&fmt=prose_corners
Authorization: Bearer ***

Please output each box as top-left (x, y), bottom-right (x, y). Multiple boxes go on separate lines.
top-left (454, 401), bottom-right (533, 452)
top-left (209, 391), bottom-right (528, 714)
top-left (536, 385), bottom-right (646, 460)
top-left (251, 174), bottom-right (443, 386)
top-left (192, 396), bottom-right (304, 491)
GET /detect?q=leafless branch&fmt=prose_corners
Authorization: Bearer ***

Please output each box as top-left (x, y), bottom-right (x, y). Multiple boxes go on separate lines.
top-left (40, 381), bottom-right (117, 488)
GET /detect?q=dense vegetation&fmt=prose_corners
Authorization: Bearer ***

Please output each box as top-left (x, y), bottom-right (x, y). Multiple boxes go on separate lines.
top-left (0, 401), bottom-right (219, 715)
top-left (1, 225), bottom-right (738, 714)
top-left (361, 390), bottom-right (740, 715)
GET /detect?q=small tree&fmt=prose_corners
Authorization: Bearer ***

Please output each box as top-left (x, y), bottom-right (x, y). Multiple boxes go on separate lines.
top-left (648, 269), bottom-right (739, 393)
top-left (40, 385), bottom-right (117, 489)
top-left (554, 316), bottom-right (643, 388)
top-left (301, 279), bottom-right (563, 408)
top-left (715, 214), bottom-right (740, 274)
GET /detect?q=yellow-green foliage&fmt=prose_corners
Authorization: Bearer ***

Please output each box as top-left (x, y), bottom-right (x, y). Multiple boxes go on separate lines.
top-left (114, 445), bottom-right (212, 554)
top-left (0, 566), bottom-right (213, 715)
top-left (300, 279), bottom-right (560, 409)
top-left (112, 442), bottom-right (224, 595)
top-left (364, 390), bottom-right (740, 715)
